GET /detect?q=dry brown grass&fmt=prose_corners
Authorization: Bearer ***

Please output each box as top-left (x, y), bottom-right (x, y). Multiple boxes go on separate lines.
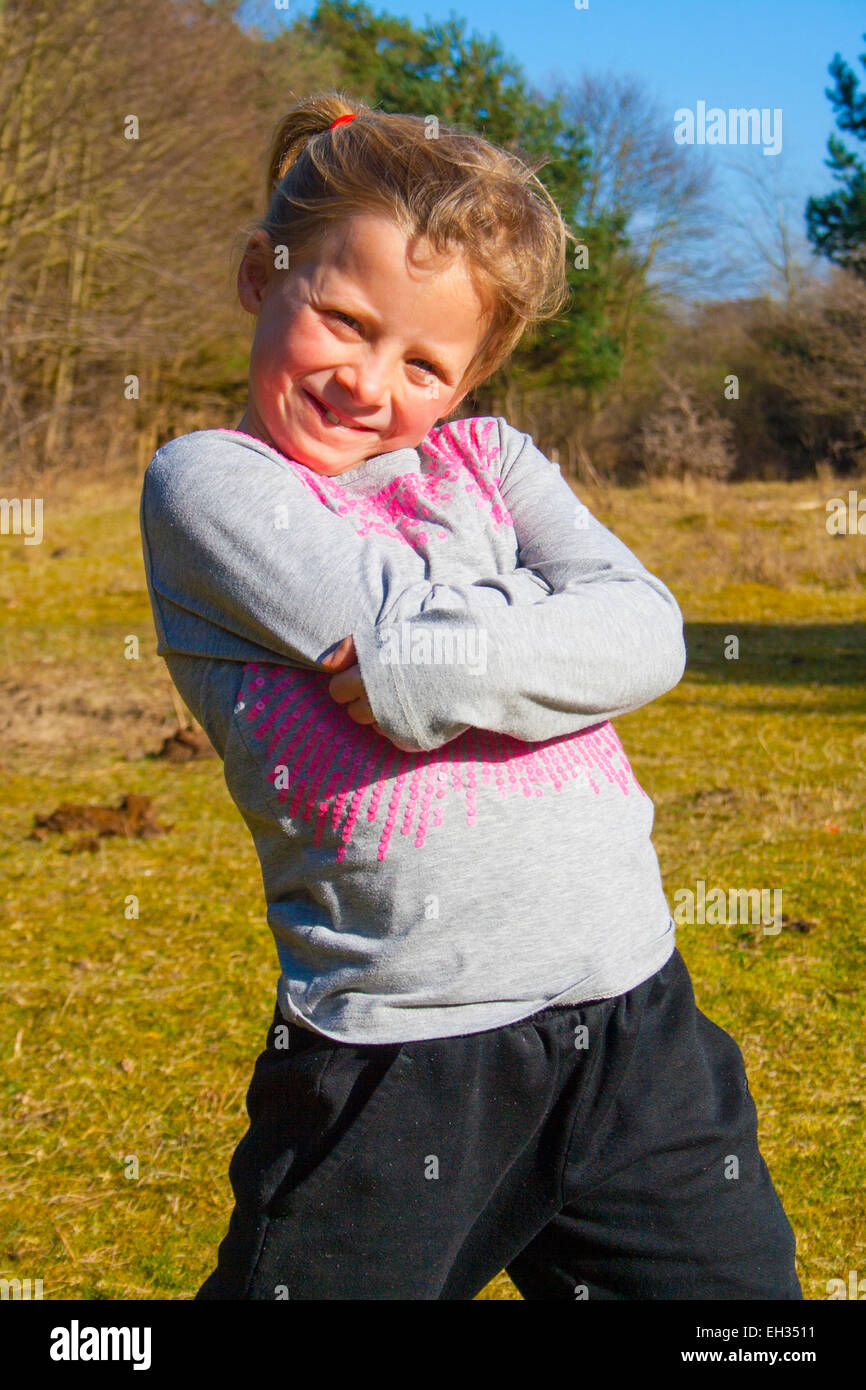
top-left (2, 459), bottom-right (865, 1300)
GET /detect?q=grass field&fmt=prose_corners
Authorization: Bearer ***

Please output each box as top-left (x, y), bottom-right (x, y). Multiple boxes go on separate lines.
top-left (1, 460), bottom-right (865, 1300)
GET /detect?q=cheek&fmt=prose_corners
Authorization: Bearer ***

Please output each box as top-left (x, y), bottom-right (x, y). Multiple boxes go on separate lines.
top-left (413, 386), bottom-right (452, 424)
top-left (415, 400), bottom-right (440, 429)
top-left (253, 305), bottom-right (316, 379)
top-left (250, 320), bottom-right (286, 386)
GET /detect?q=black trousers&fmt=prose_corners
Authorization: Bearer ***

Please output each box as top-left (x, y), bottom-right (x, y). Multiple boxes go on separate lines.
top-left (195, 948), bottom-right (802, 1300)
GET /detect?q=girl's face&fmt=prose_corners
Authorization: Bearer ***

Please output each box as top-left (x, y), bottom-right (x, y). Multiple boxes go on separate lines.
top-left (236, 213), bottom-right (490, 475)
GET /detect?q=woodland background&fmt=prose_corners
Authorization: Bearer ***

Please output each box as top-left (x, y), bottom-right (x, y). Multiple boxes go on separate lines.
top-left (2, 0), bottom-right (865, 486)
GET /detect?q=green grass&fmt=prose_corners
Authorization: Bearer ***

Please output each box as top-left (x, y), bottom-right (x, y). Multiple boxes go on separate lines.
top-left (1, 465), bottom-right (864, 1300)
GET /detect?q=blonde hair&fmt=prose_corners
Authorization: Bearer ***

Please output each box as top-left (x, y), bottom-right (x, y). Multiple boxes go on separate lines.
top-left (239, 91), bottom-right (574, 404)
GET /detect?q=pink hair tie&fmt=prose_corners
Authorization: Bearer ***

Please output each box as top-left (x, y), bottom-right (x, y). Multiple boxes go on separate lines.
top-left (330, 113), bottom-right (357, 130)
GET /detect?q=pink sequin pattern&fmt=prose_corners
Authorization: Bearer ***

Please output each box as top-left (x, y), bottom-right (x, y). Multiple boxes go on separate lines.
top-left (217, 417), bottom-right (513, 547)
top-left (236, 663), bottom-right (647, 864)
top-left (223, 416), bottom-right (646, 862)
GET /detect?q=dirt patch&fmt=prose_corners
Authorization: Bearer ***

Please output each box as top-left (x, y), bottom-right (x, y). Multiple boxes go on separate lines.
top-left (153, 726), bottom-right (215, 762)
top-left (30, 792), bottom-right (170, 852)
top-left (690, 786), bottom-right (741, 811)
top-left (0, 668), bottom-right (185, 769)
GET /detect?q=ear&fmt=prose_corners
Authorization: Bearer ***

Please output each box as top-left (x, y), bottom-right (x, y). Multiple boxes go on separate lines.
top-left (237, 230), bottom-right (274, 315)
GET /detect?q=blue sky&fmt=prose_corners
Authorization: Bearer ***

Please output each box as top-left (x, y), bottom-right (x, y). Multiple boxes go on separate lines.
top-left (237, 0), bottom-right (866, 296)
top-left (374, 1), bottom-right (862, 193)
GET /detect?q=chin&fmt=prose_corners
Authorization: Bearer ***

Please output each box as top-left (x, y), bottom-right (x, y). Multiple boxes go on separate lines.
top-left (293, 432), bottom-right (396, 472)
top-left (288, 443), bottom-right (376, 475)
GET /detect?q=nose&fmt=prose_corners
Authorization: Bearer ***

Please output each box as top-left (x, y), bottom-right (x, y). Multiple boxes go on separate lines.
top-left (333, 349), bottom-right (392, 406)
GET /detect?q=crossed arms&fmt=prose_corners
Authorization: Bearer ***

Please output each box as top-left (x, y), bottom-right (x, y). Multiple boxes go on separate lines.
top-left (140, 419), bottom-right (687, 753)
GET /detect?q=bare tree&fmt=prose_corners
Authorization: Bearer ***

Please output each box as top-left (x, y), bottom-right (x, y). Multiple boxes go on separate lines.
top-left (0, 0), bottom-right (296, 473)
top-left (550, 69), bottom-right (726, 299)
top-left (638, 368), bottom-right (736, 481)
top-left (719, 151), bottom-right (825, 303)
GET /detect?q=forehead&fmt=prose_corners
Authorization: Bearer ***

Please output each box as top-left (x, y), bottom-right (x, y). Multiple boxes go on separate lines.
top-left (312, 213), bottom-right (482, 300)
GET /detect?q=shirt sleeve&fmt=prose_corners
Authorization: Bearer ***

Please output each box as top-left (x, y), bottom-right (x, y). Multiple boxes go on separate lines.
top-left (139, 431), bottom-right (553, 750)
top-left (354, 417), bottom-right (687, 749)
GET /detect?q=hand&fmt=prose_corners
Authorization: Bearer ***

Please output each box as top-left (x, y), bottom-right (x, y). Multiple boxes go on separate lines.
top-left (320, 635), bottom-right (385, 737)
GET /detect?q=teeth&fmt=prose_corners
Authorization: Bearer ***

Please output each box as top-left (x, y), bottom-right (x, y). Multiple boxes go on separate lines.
top-left (324, 408), bottom-right (341, 424)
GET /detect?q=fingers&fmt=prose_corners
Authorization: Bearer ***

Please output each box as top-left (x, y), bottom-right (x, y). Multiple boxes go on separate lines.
top-left (326, 664), bottom-right (362, 705)
top-left (320, 636), bottom-right (381, 732)
top-left (342, 700), bottom-right (378, 728)
top-left (326, 665), bottom-right (377, 727)
top-left (319, 635), bottom-right (357, 672)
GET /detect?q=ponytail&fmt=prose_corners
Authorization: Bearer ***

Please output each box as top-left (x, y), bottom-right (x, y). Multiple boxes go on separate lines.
top-left (265, 91), bottom-right (365, 202)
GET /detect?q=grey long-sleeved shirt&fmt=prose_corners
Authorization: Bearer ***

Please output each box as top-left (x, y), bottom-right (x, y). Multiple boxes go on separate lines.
top-left (139, 415), bottom-right (685, 1043)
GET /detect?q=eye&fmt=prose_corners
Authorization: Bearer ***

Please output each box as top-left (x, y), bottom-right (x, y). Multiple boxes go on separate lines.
top-left (411, 359), bottom-right (442, 379)
top-left (328, 310), bottom-right (361, 329)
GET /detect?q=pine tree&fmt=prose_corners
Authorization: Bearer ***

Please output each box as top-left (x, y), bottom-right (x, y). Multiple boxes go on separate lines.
top-left (806, 33), bottom-right (866, 278)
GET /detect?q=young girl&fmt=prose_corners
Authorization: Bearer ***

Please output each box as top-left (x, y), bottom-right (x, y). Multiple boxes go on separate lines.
top-left (139, 92), bottom-right (801, 1300)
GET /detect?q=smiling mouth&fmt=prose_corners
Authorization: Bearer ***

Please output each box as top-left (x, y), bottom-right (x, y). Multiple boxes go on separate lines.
top-left (303, 389), bottom-right (374, 431)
